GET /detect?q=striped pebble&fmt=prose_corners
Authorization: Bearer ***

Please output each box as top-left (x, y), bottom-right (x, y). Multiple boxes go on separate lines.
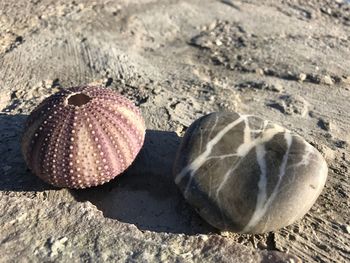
top-left (174, 112), bottom-right (327, 233)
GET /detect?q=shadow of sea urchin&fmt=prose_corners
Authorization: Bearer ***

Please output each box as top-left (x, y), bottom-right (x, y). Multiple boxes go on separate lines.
top-left (21, 86), bottom-right (146, 189)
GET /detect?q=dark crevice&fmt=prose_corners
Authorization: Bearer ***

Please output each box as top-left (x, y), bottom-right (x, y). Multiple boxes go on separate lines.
top-left (52, 78), bottom-right (60, 88)
top-left (266, 232), bottom-right (277, 250)
top-left (4, 35), bottom-right (25, 54)
top-left (220, 0), bottom-right (240, 10)
top-left (105, 77), bottom-right (113, 87)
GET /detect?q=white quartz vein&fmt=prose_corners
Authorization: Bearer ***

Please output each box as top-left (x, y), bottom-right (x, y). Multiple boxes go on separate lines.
top-left (175, 115), bottom-right (245, 185)
top-left (286, 141), bottom-right (318, 174)
top-left (242, 131), bottom-right (293, 233)
top-left (208, 153), bottom-right (239, 160)
top-left (253, 144), bottom-right (268, 224)
top-left (199, 128), bottom-right (203, 153)
top-left (207, 115), bottom-right (219, 140)
top-left (294, 141), bottom-right (313, 167)
top-left (215, 121), bottom-right (283, 195)
top-left (243, 116), bottom-right (252, 144)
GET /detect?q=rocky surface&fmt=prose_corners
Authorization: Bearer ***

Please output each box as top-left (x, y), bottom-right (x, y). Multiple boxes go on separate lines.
top-left (0, 0), bottom-right (349, 262)
top-left (174, 112), bottom-right (328, 234)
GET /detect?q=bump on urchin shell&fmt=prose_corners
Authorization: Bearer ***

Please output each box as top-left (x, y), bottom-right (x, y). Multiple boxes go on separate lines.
top-left (21, 86), bottom-right (146, 189)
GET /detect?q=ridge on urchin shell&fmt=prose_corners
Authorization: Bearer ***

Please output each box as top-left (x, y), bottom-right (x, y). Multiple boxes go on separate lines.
top-left (21, 86), bottom-right (146, 189)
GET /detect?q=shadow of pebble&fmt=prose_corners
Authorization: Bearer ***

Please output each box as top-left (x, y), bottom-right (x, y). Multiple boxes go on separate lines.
top-left (71, 129), bottom-right (216, 235)
top-left (0, 113), bottom-right (53, 192)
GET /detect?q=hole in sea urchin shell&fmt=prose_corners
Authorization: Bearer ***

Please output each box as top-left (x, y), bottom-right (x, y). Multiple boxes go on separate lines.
top-left (66, 93), bottom-right (92, 107)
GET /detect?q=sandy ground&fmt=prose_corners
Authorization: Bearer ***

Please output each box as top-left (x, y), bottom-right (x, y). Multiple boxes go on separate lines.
top-left (0, 0), bottom-right (349, 262)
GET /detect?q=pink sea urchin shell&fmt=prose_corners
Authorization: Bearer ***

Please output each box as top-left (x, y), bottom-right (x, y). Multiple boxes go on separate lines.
top-left (21, 86), bottom-right (146, 189)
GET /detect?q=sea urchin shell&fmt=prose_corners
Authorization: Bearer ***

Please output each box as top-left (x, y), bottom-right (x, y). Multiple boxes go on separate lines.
top-left (21, 86), bottom-right (146, 189)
